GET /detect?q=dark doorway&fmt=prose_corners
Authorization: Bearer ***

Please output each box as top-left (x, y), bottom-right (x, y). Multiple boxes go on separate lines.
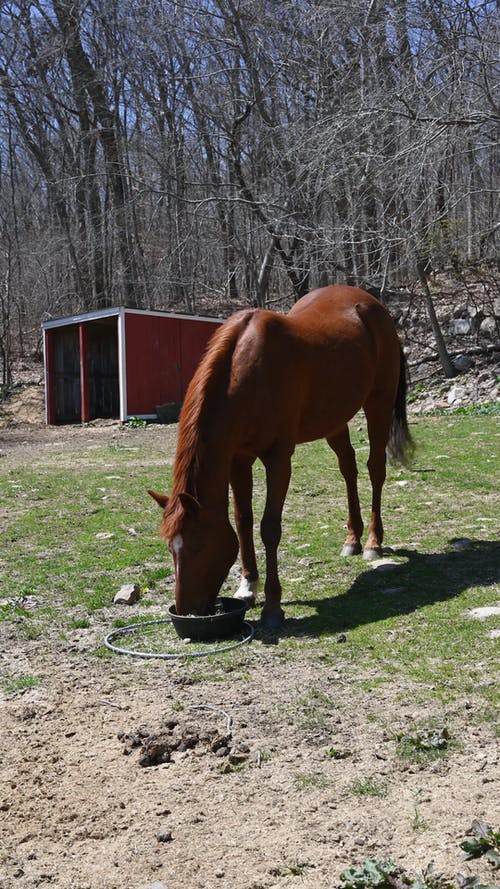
top-left (87, 320), bottom-right (119, 419)
top-left (53, 326), bottom-right (81, 423)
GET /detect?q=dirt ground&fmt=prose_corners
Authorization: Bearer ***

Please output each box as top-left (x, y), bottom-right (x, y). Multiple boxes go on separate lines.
top-left (0, 419), bottom-right (499, 889)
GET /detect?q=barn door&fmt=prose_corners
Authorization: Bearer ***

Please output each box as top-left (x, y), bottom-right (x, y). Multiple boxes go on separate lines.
top-left (87, 321), bottom-right (119, 419)
top-left (53, 326), bottom-right (81, 423)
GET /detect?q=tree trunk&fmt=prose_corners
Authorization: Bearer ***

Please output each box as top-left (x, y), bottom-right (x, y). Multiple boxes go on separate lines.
top-left (416, 259), bottom-right (457, 378)
top-left (53, 0), bottom-right (142, 308)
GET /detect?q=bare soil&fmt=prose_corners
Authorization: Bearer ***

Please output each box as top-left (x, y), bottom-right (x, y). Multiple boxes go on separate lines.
top-left (0, 422), bottom-right (499, 889)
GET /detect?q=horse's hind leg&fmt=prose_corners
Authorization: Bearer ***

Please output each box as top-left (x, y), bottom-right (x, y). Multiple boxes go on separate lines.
top-left (363, 396), bottom-right (393, 560)
top-left (327, 428), bottom-right (364, 556)
top-left (230, 456), bottom-right (260, 603)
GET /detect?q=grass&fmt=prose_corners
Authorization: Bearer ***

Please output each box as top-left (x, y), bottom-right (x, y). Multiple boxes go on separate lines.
top-left (0, 414), bottom-right (498, 717)
top-left (0, 435), bottom-right (171, 628)
top-left (348, 777), bottom-right (388, 798)
top-left (295, 772), bottom-right (331, 791)
top-left (1, 672), bottom-right (42, 694)
top-left (285, 687), bottom-right (339, 730)
top-left (272, 415), bottom-right (499, 706)
top-left (394, 721), bottom-right (457, 762)
top-left (411, 788), bottom-right (430, 832)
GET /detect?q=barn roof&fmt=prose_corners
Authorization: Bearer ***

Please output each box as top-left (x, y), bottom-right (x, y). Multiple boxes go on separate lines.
top-left (41, 306), bottom-right (222, 330)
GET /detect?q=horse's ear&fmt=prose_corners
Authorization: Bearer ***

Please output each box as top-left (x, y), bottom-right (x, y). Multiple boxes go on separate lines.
top-left (178, 492), bottom-right (201, 517)
top-left (147, 489), bottom-right (169, 510)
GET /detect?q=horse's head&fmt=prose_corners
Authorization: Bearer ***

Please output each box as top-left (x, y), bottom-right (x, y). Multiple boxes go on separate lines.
top-left (148, 489), bottom-right (239, 615)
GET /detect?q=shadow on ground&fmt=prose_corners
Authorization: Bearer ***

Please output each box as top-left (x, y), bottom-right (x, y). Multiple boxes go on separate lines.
top-left (254, 539), bottom-right (500, 640)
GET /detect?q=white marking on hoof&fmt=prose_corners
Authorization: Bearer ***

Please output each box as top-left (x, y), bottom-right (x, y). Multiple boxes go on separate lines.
top-left (234, 577), bottom-right (259, 602)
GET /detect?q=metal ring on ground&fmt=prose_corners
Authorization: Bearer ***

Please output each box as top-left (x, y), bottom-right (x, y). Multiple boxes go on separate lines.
top-left (104, 617), bottom-right (255, 660)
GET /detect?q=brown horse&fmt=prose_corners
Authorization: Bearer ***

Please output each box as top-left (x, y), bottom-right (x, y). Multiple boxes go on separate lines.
top-left (149, 285), bottom-right (413, 629)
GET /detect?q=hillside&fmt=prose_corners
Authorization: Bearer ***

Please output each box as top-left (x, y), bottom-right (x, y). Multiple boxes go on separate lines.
top-left (1, 275), bottom-right (499, 427)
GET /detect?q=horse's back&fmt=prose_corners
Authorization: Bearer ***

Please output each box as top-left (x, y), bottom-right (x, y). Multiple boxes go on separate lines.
top-left (227, 285), bottom-right (401, 448)
top-left (288, 285), bottom-right (395, 341)
top-left (288, 284), bottom-right (365, 318)
top-left (286, 286), bottom-right (401, 441)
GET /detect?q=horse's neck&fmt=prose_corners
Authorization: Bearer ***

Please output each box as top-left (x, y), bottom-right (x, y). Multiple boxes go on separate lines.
top-left (174, 416), bottom-right (233, 509)
top-left (173, 311), bottom-right (248, 508)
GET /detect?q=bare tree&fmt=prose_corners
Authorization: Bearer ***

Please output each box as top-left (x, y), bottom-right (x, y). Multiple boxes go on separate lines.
top-left (0, 0), bottom-right (498, 376)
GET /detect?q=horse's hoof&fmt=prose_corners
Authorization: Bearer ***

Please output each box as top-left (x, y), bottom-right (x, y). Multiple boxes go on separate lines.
top-left (234, 593), bottom-right (256, 607)
top-left (260, 607), bottom-right (285, 630)
top-left (341, 543), bottom-right (362, 557)
top-left (234, 577), bottom-right (259, 605)
top-left (363, 547), bottom-right (383, 561)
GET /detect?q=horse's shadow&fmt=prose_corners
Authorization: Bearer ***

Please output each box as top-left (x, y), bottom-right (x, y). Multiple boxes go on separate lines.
top-left (254, 539), bottom-right (500, 640)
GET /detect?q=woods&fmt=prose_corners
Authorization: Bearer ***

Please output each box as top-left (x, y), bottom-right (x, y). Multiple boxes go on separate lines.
top-left (0, 0), bottom-right (498, 381)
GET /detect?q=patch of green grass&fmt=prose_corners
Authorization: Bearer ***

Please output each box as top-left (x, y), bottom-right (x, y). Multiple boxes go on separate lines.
top-left (348, 777), bottom-right (388, 798)
top-left (295, 772), bottom-right (330, 791)
top-left (68, 618), bottom-right (91, 629)
top-left (411, 788), bottom-right (430, 832)
top-left (0, 602), bottom-right (32, 621)
top-left (2, 673), bottom-right (41, 693)
top-left (286, 687), bottom-right (339, 731)
top-left (0, 436), bottom-right (173, 648)
top-left (430, 402), bottom-right (500, 417)
top-left (395, 723), bottom-right (455, 762)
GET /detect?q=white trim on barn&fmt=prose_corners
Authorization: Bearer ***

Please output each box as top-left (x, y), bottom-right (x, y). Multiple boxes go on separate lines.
top-left (42, 325), bottom-right (49, 425)
top-left (117, 308), bottom-right (128, 423)
top-left (42, 306), bottom-right (222, 331)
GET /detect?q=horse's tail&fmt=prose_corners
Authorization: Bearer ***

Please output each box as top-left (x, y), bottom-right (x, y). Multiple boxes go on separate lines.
top-left (387, 346), bottom-right (414, 465)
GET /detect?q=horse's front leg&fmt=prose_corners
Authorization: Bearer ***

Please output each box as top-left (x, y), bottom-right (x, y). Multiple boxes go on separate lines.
top-left (260, 446), bottom-right (293, 630)
top-left (230, 456), bottom-right (260, 604)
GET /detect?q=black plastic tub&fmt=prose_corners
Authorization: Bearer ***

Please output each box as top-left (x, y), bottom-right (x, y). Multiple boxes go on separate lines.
top-left (168, 597), bottom-right (248, 642)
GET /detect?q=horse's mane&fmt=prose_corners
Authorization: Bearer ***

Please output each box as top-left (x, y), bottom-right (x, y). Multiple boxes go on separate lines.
top-left (160, 309), bottom-right (255, 539)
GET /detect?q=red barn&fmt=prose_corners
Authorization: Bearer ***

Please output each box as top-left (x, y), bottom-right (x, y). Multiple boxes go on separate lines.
top-left (42, 307), bottom-right (222, 424)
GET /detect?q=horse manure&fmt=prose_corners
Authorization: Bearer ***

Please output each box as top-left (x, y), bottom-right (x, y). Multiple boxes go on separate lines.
top-left (210, 733), bottom-right (232, 753)
top-left (139, 733), bottom-right (173, 767)
top-left (177, 731), bottom-right (200, 752)
top-left (118, 725), bottom-right (155, 752)
top-left (118, 716), bottom-right (249, 768)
